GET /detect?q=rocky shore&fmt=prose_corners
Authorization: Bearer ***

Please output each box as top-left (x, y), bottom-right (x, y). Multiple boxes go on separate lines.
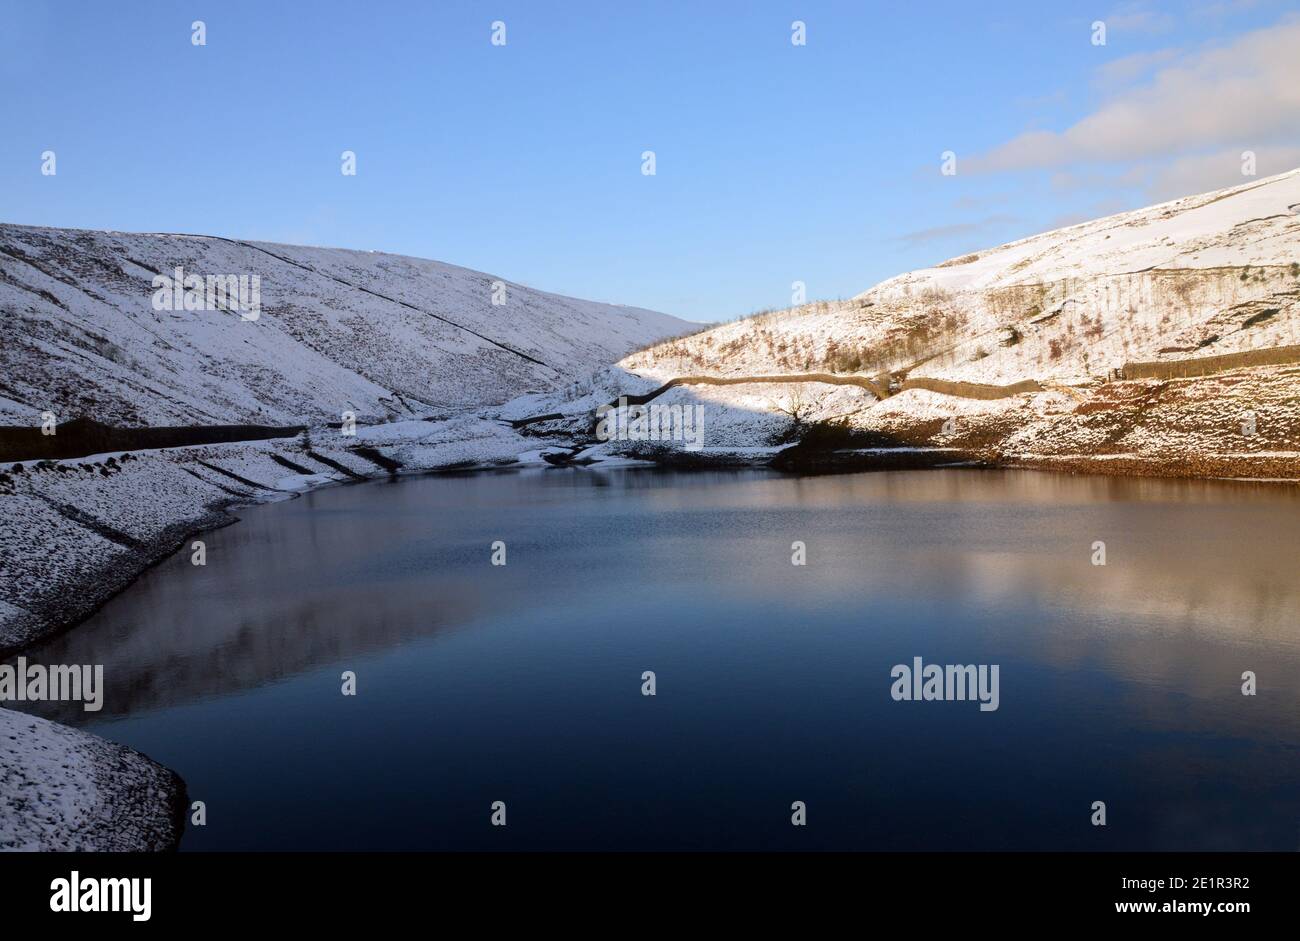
top-left (0, 707), bottom-right (185, 851)
top-left (0, 416), bottom-right (571, 654)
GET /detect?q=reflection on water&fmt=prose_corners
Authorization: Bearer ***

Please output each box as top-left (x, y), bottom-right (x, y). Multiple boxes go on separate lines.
top-left (9, 468), bottom-right (1300, 850)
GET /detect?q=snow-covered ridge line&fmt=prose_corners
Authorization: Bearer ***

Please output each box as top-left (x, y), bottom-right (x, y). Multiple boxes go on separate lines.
top-left (868, 166), bottom-right (1300, 298)
top-left (0, 222), bottom-right (689, 427)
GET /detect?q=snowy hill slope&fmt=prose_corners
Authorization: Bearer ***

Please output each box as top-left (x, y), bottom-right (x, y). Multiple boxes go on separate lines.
top-left (515, 169), bottom-right (1300, 477)
top-left (623, 168), bottom-right (1300, 387)
top-left (0, 224), bottom-right (687, 426)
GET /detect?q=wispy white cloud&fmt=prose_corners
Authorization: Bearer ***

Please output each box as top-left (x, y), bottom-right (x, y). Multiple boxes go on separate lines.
top-left (971, 15), bottom-right (1300, 174)
top-left (952, 192), bottom-right (1012, 211)
top-left (1092, 48), bottom-right (1179, 89)
top-left (1101, 1), bottom-right (1177, 35)
top-left (896, 214), bottom-right (1021, 247)
top-left (1143, 145), bottom-right (1300, 200)
top-left (1192, 0), bottom-right (1265, 21)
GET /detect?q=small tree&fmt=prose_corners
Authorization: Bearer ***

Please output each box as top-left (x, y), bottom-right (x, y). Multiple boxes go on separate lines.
top-left (768, 383), bottom-right (828, 427)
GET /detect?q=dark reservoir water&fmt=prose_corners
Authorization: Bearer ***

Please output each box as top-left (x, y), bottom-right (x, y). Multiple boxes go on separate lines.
top-left (13, 468), bottom-right (1300, 850)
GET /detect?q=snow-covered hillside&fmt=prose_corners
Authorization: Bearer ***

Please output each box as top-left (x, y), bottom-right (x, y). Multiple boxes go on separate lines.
top-left (516, 169), bottom-right (1300, 477)
top-left (623, 168), bottom-right (1300, 387)
top-left (0, 224), bottom-right (687, 426)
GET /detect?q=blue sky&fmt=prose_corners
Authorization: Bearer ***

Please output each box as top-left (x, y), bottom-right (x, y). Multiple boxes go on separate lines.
top-left (2, 0), bottom-right (1298, 322)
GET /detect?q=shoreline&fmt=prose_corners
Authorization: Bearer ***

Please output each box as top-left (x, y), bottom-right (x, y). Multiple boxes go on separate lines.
top-left (8, 421), bottom-right (1298, 656)
top-left (0, 707), bottom-right (187, 851)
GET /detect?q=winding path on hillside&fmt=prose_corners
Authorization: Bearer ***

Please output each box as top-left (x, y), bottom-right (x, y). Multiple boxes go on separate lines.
top-left (511, 339), bottom-right (1300, 429)
top-left (509, 372), bottom-right (1045, 427)
top-left (611, 372), bottom-right (893, 404)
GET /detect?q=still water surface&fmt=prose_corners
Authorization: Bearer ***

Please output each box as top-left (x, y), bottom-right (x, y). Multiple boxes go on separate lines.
top-left (15, 467), bottom-right (1300, 850)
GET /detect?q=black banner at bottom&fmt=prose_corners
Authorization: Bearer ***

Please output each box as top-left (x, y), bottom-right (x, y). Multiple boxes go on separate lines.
top-left (0, 852), bottom-right (1286, 927)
